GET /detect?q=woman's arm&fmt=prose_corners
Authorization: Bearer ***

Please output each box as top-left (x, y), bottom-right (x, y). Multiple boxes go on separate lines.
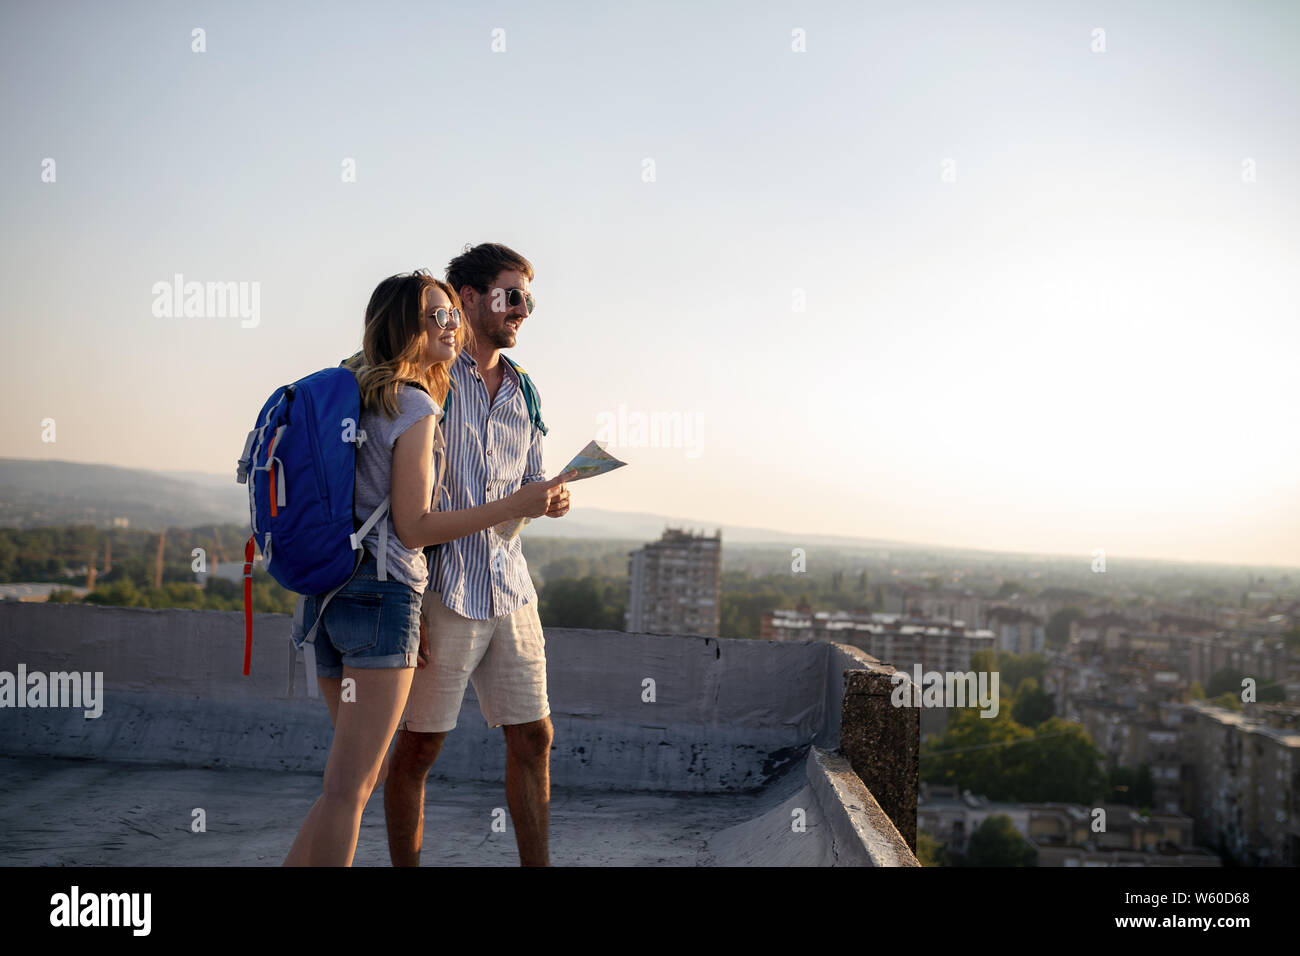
top-left (389, 415), bottom-right (574, 550)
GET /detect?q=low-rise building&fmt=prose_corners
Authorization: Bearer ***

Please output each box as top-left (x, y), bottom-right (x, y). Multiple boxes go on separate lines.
top-left (762, 608), bottom-right (995, 675)
top-left (918, 785), bottom-right (1220, 866)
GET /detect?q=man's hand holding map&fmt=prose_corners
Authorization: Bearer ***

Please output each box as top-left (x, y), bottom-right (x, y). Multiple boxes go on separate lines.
top-left (492, 440), bottom-right (628, 540)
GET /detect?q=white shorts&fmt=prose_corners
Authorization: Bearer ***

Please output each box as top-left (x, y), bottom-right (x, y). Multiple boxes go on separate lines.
top-left (399, 590), bottom-right (550, 733)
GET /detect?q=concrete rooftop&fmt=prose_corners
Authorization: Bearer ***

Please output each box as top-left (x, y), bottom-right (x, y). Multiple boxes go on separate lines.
top-left (0, 602), bottom-right (919, 866)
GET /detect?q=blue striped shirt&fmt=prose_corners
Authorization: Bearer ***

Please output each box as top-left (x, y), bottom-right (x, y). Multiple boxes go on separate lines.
top-left (430, 349), bottom-right (545, 619)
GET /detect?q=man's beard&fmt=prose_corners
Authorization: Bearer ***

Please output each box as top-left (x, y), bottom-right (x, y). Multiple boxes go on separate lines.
top-left (483, 322), bottom-right (516, 349)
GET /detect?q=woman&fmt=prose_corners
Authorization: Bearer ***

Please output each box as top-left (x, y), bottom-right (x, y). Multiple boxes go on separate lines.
top-left (283, 269), bottom-right (573, 866)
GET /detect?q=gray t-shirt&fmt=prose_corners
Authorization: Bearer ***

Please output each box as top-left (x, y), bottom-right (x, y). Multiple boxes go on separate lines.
top-left (354, 384), bottom-right (445, 593)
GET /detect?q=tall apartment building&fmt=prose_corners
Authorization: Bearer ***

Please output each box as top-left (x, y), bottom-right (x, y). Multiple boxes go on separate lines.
top-left (1183, 701), bottom-right (1300, 865)
top-left (625, 528), bottom-right (721, 637)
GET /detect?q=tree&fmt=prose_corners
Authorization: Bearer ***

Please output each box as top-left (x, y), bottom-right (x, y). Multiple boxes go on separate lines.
top-left (1007, 718), bottom-right (1107, 803)
top-left (1046, 607), bottom-right (1085, 649)
top-left (962, 815), bottom-right (1036, 867)
top-left (720, 590), bottom-right (786, 639)
top-left (917, 830), bottom-right (948, 867)
top-left (540, 556), bottom-right (585, 583)
top-left (540, 577), bottom-right (621, 630)
top-left (1011, 677), bottom-right (1054, 728)
top-left (84, 579), bottom-right (145, 607)
top-left (923, 711), bottom-right (1106, 804)
top-left (921, 707), bottom-right (1031, 800)
top-left (998, 652), bottom-right (1046, 697)
top-left (971, 647), bottom-right (998, 677)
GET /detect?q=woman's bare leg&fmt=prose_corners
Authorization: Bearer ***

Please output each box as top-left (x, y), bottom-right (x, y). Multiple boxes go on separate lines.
top-left (284, 676), bottom-right (343, 867)
top-left (302, 666), bottom-right (414, 866)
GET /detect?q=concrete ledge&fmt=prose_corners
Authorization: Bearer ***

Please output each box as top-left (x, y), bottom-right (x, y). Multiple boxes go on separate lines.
top-left (808, 747), bottom-right (918, 866)
top-left (701, 747), bottom-right (920, 866)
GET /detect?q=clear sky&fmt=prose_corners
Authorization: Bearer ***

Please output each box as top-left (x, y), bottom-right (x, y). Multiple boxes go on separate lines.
top-left (2, 0), bottom-right (1297, 568)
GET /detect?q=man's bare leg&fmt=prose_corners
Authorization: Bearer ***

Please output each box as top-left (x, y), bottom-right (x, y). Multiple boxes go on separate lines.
top-left (384, 727), bottom-right (447, 867)
top-left (503, 716), bottom-right (553, 867)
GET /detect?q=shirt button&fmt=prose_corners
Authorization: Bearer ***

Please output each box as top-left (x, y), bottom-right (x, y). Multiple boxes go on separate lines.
top-left (486, 448), bottom-right (493, 456)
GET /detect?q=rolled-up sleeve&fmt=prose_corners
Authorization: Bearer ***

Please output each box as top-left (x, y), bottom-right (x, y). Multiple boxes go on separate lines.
top-left (521, 422), bottom-right (545, 485)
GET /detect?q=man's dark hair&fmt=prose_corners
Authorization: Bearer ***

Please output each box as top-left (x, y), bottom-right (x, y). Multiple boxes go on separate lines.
top-left (445, 242), bottom-right (534, 298)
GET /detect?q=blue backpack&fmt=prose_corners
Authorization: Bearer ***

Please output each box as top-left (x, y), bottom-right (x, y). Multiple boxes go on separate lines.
top-left (235, 367), bottom-right (396, 696)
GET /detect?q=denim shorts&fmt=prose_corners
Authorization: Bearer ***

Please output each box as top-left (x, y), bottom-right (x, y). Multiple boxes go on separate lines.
top-left (301, 554), bottom-right (422, 677)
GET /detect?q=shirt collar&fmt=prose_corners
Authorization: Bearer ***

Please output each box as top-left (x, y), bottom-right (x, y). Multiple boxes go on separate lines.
top-left (457, 349), bottom-right (518, 383)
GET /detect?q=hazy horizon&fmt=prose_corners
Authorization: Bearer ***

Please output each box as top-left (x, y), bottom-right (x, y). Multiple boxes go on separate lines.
top-left (4, 454), bottom-right (1298, 574)
top-left (3, 1), bottom-right (1298, 568)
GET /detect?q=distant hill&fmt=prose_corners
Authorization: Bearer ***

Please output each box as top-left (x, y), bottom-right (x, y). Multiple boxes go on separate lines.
top-left (0, 459), bottom-right (247, 531)
top-left (0, 457), bottom-right (925, 551)
top-left (514, 506), bottom-right (914, 550)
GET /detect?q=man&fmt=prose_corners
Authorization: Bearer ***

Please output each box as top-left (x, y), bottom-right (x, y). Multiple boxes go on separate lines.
top-left (384, 242), bottom-right (570, 867)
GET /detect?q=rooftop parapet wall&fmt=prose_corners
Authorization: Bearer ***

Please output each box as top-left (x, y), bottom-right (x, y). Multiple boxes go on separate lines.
top-left (840, 668), bottom-right (921, 853)
top-left (0, 604), bottom-right (909, 803)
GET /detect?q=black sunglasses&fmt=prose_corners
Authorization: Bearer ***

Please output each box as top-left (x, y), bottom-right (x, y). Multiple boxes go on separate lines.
top-left (491, 287), bottom-right (535, 316)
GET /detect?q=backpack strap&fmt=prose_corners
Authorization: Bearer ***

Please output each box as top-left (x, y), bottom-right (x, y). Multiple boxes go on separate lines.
top-left (351, 495), bottom-right (390, 581)
top-left (500, 355), bottom-right (547, 436)
top-left (286, 549), bottom-right (363, 698)
top-left (285, 492), bottom-right (390, 697)
top-left (242, 535), bottom-right (256, 676)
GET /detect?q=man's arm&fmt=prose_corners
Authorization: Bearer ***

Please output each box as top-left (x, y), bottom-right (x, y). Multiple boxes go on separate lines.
top-left (519, 420), bottom-right (569, 518)
top-left (526, 424), bottom-right (573, 519)
top-left (392, 417), bottom-right (565, 548)
top-left (520, 422), bottom-right (545, 486)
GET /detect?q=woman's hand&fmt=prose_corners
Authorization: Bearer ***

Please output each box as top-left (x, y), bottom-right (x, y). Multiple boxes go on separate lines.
top-left (509, 470), bottom-right (578, 519)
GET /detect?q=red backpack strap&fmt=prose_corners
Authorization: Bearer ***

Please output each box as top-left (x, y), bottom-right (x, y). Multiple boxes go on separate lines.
top-left (242, 534), bottom-right (256, 676)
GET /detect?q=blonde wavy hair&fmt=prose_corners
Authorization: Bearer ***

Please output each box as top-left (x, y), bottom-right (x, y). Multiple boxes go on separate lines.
top-left (345, 269), bottom-right (473, 419)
